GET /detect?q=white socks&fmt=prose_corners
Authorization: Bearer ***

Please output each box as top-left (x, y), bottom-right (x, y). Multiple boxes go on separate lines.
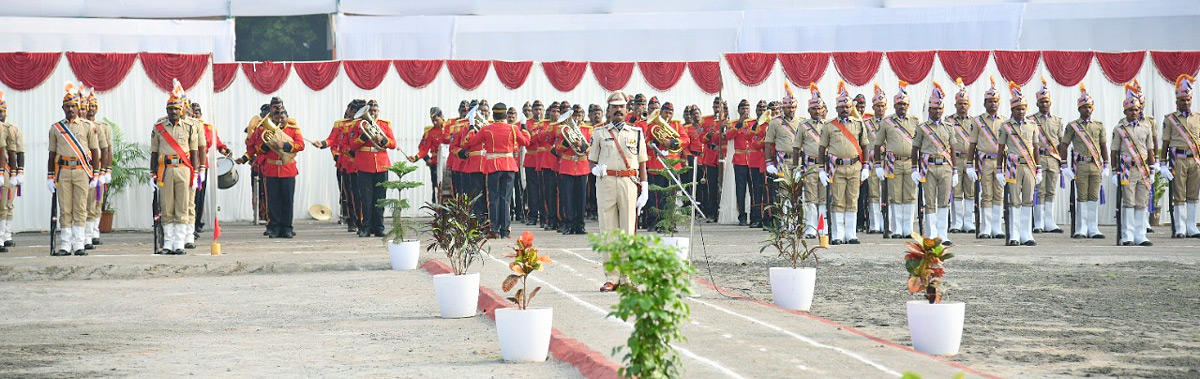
top-left (185, 224), bottom-right (196, 245)
top-left (1043, 201), bottom-right (1060, 231)
top-left (59, 227), bottom-right (73, 252)
top-left (1033, 203), bottom-right (1044, 230)
top-left (1134, 208), bottom-right (1149, 244)
top-left (992, 206), bottom-right (1003, 236)
top-left (1188, 202), bottom-right (1200, 236)
top-left (843, 212), bottom-right (858, 241)
top-left (1086, 201), bottom-right (1102, 236)
top-left (937, 208), bottom-right (951, 243)
top-left (869, 203), bottom-right (882, 231)
top-left (803, 204), bottom-right (818, 236)
top-left (72, 226), bottom-right (86, 252)
top-left (832, 212), bottom-right (846, 241)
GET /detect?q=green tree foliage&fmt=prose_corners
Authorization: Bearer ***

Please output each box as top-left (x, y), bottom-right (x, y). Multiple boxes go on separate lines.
top-left (235, 15), bottom-right (330, 62)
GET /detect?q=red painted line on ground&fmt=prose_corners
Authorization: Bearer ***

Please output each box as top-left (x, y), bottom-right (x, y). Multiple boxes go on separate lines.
top-left (690, 277), bottom-right (999, 379)
top-left (421, 260), bottom-right (621, 379)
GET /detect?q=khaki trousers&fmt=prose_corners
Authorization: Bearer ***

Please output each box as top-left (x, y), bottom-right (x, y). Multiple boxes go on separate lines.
top-left (979, 158), bottom-right (1004, 207)
top-left (953, 156), bottom-right (974, 200)
top-left (1120, 167), bottom-right (1150, 210)
top-left (1171, 158), bottom-right (1200, 204)
top-left (802, 165), bottom-right (827, 208)
top-left (0, 184), bottom-right (13, 220)
top-left (1038, 157), bottom-right (1060, 202)
top-left (867, 173), bottom-right (881, 202)
top-left (57, 168), bottom-right (90, 227)
top-left (87, 185), bottom-right (102, 221)
top-left (598, 175), bottom-right (638, 282)
top-left (888, 160), bottom-right (917, 204)
top-left (923, 164), bottom-right (953, 213)
top-left (831, 162), bottom-right (862, 212)
top-left (1007, 163), bottom-right (1036, 207)
top-left (159, 166), bottom-right (193, 224)
top-left (1075, 162), bottom-right (1103, 202)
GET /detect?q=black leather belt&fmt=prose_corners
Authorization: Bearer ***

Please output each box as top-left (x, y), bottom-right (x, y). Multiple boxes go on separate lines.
top-left (1077, 156), bottom-right (1097, 162)
top-left (1175, 148), bottom-right (1195, 158)
top-left (833, 158), bottom-right (860, 165)
top-left (926, 157), bottom-right (950, 165)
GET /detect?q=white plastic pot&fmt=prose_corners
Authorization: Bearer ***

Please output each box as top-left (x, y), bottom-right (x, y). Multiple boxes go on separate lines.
top-left (769, 267), bottom-right (816, 311)
top-left (495, 307), bottom-right (553, 362)
top-left (388, 240), bottom-right (421, 270)
top-left (659, 236), bottom-right (690, 261)
top-left (906, 300), bottom-right (965, 355)
top-left (432, 272), bottom-right (480, 318)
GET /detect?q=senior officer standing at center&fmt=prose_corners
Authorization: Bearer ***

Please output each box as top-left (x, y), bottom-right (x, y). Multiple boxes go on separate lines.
top-left (590, 91), bottom-right (649, 293)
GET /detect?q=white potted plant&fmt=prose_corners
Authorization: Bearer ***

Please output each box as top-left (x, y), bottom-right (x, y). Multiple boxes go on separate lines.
top-left (423, 193), bottom-right (490, 318)
top-left (648, 156), bottom-right (694, 261)
top-left (904, 233), bottom-right (963, 355)
top-left (378, 161), bottom-right (423, 270)
top-left (763, 164), bottom-right (823, 311)
top-left (496, 231), bottom-right (555, 362)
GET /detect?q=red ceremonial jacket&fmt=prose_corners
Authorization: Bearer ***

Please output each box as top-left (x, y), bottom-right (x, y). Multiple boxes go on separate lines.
top-left (647, 120), bottom-right (690, 170)
top-left (553, 123), bottom-right (593, 176)
top-left (539, 122), bottom-right (561, 171)
top-left (252, 120), bottom-right (305, 178)
top-left (699, 115), bottom-right (722, 167)
top-left (465, 121), bottom-right (530, 174)
top-left (444, 118), bottom-right (466, 172)
top-left (748, 123), bottom-right (767, 172)
top-left (457, 121), bottom-right (487, 174)
top-left (523, 120), bottom-right (541, 169)
top-left (347, 119), bottom-right (397, 174)
top-left (725, 118), bottom-right (756, 166)
top-left (416, 123), bottom-right (446, 167)
top-left (685, 122), bottom-right (703, 157)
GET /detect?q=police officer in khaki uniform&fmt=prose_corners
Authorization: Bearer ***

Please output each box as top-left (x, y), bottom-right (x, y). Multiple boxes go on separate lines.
top-left (996, 82), bottom-right (1041, 247)
top-left (818, 82), bottom-right (873, 245)
top-left (0, 90), bottom-right (24, 250)
top-left (765, 82), bottom-right (800, 225)
top-left (1059, 85), bottom-right (1109, 239)
top-left (1030, 78), bottom-right (1064, 233)
top-left (1112, 84), bottom-right (1157, 246)
top-left (182, 96), bottom-right (206, 249)
top-left (48, 84), bottom-right (100, 256)
top-left (864, 84), bottom-right (887, 233)
top-left (946, 78), bottom-right (975, 233)
top-left (876, 81), bottom-right (919, 238)
top-left (966, 77), bottom-right (1010, 239)
top-left (791, 84), bottom-right (828, 239)
top-left (150, 84), bottom-right (201, 255)
top-left (1161, 74), bottom-right (1200, 238)
top-left (82, 89), bottom-right (112, 250)
top-left (911, 82), bottom-right (957, 245)
top-left (589, 91), bottom-right (648, 292)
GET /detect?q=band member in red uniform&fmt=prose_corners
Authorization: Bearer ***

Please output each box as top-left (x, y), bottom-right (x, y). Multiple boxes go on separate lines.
top-left (554, 104), bottom-right (592, 234)
top-left (410, 107), bottom-right (446, 204)
top-left (446, 100), bottom-right (470, 196)
top-left (727, 99), bottom-right (755, 225)
top-left (347, 100), bottom-right (396, 237)
top-left (459, 100), bottom-right (490, 220)
top-left (190, 102), bottom-right (230, 237)
top-left (698, 97), bottom-right (724, 222)
top-left (465, 103), bottom-right (530, 238)
top-left (251, 104), bottom-right (304, 238)
top-left (506, 107), bottom-right (524, 221)
top-left (523, 100), bottom-right (544, 225)
top-left (315, 100), bottom-right (364, 231)
top-left (644, 102), bottom-right (689, 232)
top-left (540, 102), bottom-right (564, 231)
top-left (748, 101), bottom-right (770, 228)
top-left (586, 104), bottom-right (603, 220)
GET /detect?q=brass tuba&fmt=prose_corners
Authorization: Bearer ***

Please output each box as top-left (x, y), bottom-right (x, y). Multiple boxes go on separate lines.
top-left (356, 107), bottom-right (387, 149)
top-left (257, 115), bottom-right (296, 165)
top-left (560, 111), bottom-right (587, 154)
top-left (753, 108), bottom-right (773, 132)
top-left (648, 110), bottom-right (682, 154)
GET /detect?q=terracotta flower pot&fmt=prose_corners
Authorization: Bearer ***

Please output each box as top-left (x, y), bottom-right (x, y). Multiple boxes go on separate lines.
top-left (100, 211), bottom-right (115, 233)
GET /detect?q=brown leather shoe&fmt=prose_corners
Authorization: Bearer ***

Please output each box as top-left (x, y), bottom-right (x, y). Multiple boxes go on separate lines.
top-left (600, 282), bottom-right (617, 292)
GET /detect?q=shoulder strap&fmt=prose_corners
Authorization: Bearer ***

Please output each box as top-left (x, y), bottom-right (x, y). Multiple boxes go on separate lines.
top-left (1069, 120), bottom-right (1105, 171)
top-left (53, 121), bottom-right (94, 178)
top-left (918, 122), bottom-right (953, 162)
top-left (830, 119), bottom-right (864, 161)
top-left (1168, 113), bottom-right (1200, 167)
top-left (155, 123), bottom-right (196, 174)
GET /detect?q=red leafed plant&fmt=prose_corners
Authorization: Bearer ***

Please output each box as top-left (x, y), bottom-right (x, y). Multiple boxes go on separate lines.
top-left (503, 231), bottom-right (553, 310)
top-left (904, 233), bottom-right (955, 304)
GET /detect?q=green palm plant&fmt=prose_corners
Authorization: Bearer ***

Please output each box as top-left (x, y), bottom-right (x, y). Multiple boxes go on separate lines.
top-left (101, 118), bottom-right (151, 212)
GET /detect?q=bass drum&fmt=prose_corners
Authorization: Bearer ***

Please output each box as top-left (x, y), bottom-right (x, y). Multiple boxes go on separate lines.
top-left (216, 156), bottom-right (239, 190)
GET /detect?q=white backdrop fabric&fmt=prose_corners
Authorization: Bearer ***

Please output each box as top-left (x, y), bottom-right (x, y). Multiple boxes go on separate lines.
top-left (0, 17), bottom-right (235, 63)
top-left (0, 57), bottom-right (214, 233)
top-left (719, 52), bottom-right (1175, 225)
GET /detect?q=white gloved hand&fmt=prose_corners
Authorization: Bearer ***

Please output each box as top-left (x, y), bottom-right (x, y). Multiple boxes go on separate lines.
top-left (952, 170), bottom-right (960, 186)
top-left (13, 172), bottom-right (23, 186)
top-left (198, 168), bottom-right (208, 184)
top-left (591, 163), bottom-right (607, 178)
top-left (636, 181), bottom-right (649, 209)
top-left (47, 178), bottom-right (56, 193)
top-left (104, 171), bottom-right (113, 184)
top-left (793, 168), bottom-right (803, 181)
top-left (192, 175), bottom-right (201, 190)
top-left (911, 171), bottom-right (923, 183)
top-left (766, 163), bottom-right (778, 176)
top-left (481, 149), bottom-right (487, 156)
top-left (1111, 172), bottom-right (1120, 187)
top-left (818, 169), bottom-right (830, 185)
top-left (875, 166), bottom-right (886, 179)
top-left (1061, 165), bottom-right (1075, 181)
top-left (860, 168), bottom-right (870, 181)
top-left (966, 165), bottom-right (978, 181)
top-left (1102, 164), bottom-right (1111, 179)
top-left (1159, 164), bottom-right (1175, 181)
top-left (0, 174), bottom-right (6, 187)
top-left (89, 176), bottom-right (100, 189)
top-left (1035, 169), bottom-right (1043, 185)
top-left (995, 171), bottom-right (1006, 185)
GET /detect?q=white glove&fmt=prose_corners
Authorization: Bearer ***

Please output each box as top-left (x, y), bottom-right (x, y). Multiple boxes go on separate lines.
top-left (1102, 164), bottom-right (1111, 179)
top-left (1110, 172), bottom-right (1120, 187)
top-left (766, 164), bottom-right (778, 176)
top-left (89, 176), bottom-right (100, 189)
top-left (793, 168), bottom-right (803, 181)
top-left (0, 174), bottom-right (5, 186)
top-left (911, 171), bottom-right (923, 183)
top-left (818, 169), bottom-right (830, 185)
top-left (636, 181), bottom-right (649, 209)
top-left (875, 166), bottom-right (886, 179)
top-left (103, 171), bottom-right (113, 184)
top-left (965, 165), bottom-right (978, 181)
top-left (13, 172), bottom-right (23, 186)
top-left (952, 170), bottom-right (960, 186)
top-left (1061, 166), bottom-right (1075, 181)
top-left (47, 178), bottom-right (56, 193)
top-left (198, 168), bottom-right (208, 184)
top-left (1035, 169), bottom-right (1043, 185)
top-left (995, 171), bottom-right (1006, 185)
top-left (591, 163), bottom-right (608, 178)
top-left (192, 175), bottom-right (201, 190)
top-left (860, 168), bottom-right (870, 181)
top-left (1159, 164), bottom-right (1175, 181)
top-left (481, 149), bottom-right (487, 156)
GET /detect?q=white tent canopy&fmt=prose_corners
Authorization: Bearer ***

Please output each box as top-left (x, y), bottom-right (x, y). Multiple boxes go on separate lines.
top-left (0, 17), bottom-right (235, 62)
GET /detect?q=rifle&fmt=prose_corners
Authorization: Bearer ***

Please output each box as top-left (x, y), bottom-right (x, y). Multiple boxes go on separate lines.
top-left (882, 174), bottom-right (891, 238)
top-left (1116, 175), bottom-right (1124, 246)
top-left (1070, 177), bottom-right (1077, 237)
top-left (858, 178), bottom-right (868, 232)
top-left (974, 155), bottom-right (983, 239)
top-left (1004, 177), bottom-right (1013, 245)
top-left (251, 173), bottom-right (261, 225)
top-left (825, 156), bottom-right (835, 242)
top-left (153, 186), bottom-right (163, 254)
top-left (917, 179), bottom-right (925, 236)
top-left (1169, 156), bottom-right (1178, 237)
top-left (49, 192), bottom-right (59, 256)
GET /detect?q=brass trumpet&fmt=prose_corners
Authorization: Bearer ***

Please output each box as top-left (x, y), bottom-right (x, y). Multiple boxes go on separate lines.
top-left (648, 110), bottom-right (682, 154)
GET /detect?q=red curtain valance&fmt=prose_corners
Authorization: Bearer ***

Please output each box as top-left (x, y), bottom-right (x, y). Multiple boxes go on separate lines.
top-left (294, 61), bottom-right (341, 91)
top-left (590, 62), bottom-right (633, 92)
top-left (1095, 51), bottom-right (1144, 84)
top-left (778, 52), bottom-right (829, 87)
top-left (937, 50), bottom-right (989, 85)
top-left (832, 52), bottom-right (882, 86)
top-left (213, 63), bottom-right (238, 92)
top-left (493, 60), bottom-right (533, 90)
top-left (688, 61), bottom-right (722, 94)
top-left (241, 62), bottom-right (291, 94)
top-left (0, 52), bottom-right (61, 91)
top-left (343, 60), bottom-right (390, 90)
top-left (887, 51), bottom-right (935, 84)
top-left (725, 53), bottom-right (776, 86)
top-left (66, 52), bottom-right (137, 92)
top-left (139, 53), bottom-right (208, 93)
top-left (446, 60), bottom-right (490, 90)
top-left (638, 62), bottom-right (686, 91)
top-left (1150, 51), bottom-right (1200, 83)
top-left (543, 61), bottom-right (588, 92)
top-left (1043, 51), bottom-right (1093, 86)
top-left (394, 60), bottom-right (443, 89)
top-left (994, 50), bottom-right (1040, 85)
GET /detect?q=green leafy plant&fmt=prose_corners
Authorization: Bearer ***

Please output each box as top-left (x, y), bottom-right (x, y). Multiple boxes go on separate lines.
top-left (102, 118), bottom-right (151, 212)
top-left (648, 157), bottom-right (694, 236)
top-left (590, 230), bottom-right (696, 379)
top-left (762, 164), bottom-right (822, 268)
top-left (502, 231), bottom-right (552, 310)
top-left (905, 233), bottom-right (956, 304)
top-left (377, 160), bottom-right (424, 243)
top-left (423, 193), bottom-right (490, 275)
top-left (1152, 171), bottom-right (1168, 210)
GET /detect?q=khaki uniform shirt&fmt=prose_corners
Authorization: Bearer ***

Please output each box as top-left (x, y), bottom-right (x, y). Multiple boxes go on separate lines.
top-left (1029, 113), bottom-right (1063, 159)
top-left (877, 114), bottom-right (919, 158)
top-left (944, 114), bottom-right (974, 158)
top-left (791, 118), bottom-right (823, 159)
top-left (48, 118), bottom-right (98, 159)
top-left (864, 116), bottom-right (884, 150)
top-left (588, 123), bottom-right (648, 171)
top-left (1111, 119), bottom-right (1154, 161)
top-left (151, 119), bottom-right (198, 156)
top-left (764, 116), bottom-right (799, 154)
top-left (970, 113), bottom-right (1009, 155)
top-left (819, 117), bottom-right (871, 160)
top-left (912, 120), bottom-right (956, 159)
top-left (997, 119), bottom-right (1039, 163)
top-left (2, 122), bottom-right (23, 153)
top-left (1162, 111), bottom-right (1200, 155)
top-left (84, 119), bottom-right (110, 150)
top-left (1063, 119), bottom-right (1107, 164)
